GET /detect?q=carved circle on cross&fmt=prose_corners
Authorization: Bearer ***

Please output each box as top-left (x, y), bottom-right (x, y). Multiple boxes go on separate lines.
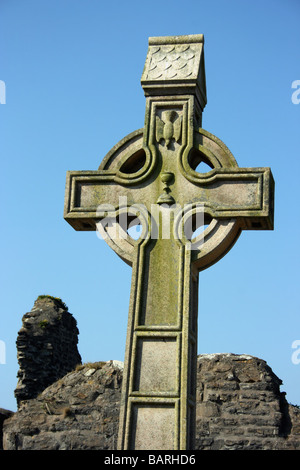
top-left (98, 128), bottom-right (241, 271)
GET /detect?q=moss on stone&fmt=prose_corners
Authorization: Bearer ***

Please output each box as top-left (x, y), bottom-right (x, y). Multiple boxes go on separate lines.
top-left (37, 295), bottom-right (68, 311)
top-left (75, 361), bottom-right (106, 371)
top-left (39, 319), bottom-right (49, 329)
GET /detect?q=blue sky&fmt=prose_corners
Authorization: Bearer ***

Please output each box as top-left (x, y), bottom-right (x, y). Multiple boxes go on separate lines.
top-left (1, 0), bottom-right (300, 412)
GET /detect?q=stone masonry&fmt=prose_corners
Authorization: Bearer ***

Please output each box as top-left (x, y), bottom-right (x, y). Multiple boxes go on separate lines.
top-left (1, 297), bottom-right (299, 450)
top-left (0, 409), bottom-right (13, 450)
top-left (195, 354), bottom-right (300, 450)
top-left (3, 354), bottom-right (300, 450)
top-left (14, 296), bottom-right (82, 407)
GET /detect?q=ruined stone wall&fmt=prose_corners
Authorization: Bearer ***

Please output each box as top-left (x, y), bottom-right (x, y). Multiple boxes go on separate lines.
top-left (3, 354), bottom-right (300, 450)
top-left (0, 409), bottom-right (13, 450)
top-left (2, 297), bottom-right (300, 450)
top-left (14, 296), bottom-right (82, 407)
top-left (195, 353), bottom-right (300, 450)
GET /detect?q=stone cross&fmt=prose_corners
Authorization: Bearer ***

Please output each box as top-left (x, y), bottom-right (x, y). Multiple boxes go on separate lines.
top-left (64, 35), bottom-right (274, 450)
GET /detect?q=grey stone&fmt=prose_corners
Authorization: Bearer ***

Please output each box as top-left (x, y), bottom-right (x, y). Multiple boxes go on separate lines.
top-left (14, 296), bottom-right (81, 407)
top-left (63, 34), bottom-right (275, 450)
top-left (2, 354), bottom-right (300, 450)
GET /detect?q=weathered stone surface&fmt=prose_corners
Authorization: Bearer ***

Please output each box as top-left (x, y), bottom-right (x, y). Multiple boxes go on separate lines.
top-left (4, 361), bottom-right (122, 450)
top-left (195, 354), bottom-right (300, 450)
top-left (3, 354), bottom-right (300, 450)
top-left (0, 409), bottom-right (13, 450)
top-left (64, 33), bottom-right (275, 450)
top-left (14, 296), bottom-right (82, 407)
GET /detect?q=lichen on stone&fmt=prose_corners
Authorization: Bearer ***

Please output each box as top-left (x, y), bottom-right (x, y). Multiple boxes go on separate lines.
top-left (36, 295), bottom-right (68, 311)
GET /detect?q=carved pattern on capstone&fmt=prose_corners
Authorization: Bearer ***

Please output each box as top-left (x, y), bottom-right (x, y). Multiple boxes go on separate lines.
top-left (146, 45), bottom-right (197, 80)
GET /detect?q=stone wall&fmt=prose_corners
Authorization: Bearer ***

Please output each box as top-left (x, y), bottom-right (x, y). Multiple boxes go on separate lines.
top-left (3, 354), bottom-right (300, 450)
top-left (2, 297), bottom-right (300, 449)
top-left (195, 353), bottom-right (300, 450)
top-left (0, 409), bottom-right (13, 450)
top-left (14, 296), bottom-right (82, 407)
top-left (4, 361), bottom-right (122, 450)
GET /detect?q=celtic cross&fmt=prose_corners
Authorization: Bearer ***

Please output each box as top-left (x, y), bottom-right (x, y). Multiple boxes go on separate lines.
top-left (64, 35), bottom-right (274, 450)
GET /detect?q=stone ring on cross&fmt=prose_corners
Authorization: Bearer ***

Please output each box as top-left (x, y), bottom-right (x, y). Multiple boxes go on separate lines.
top-left (95, 125), bottom-right (269, 271)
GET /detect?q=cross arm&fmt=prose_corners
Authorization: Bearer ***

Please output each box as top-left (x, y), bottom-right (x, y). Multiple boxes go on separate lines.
top-left (180, 166), bottom-right (274, 231)
top-left (64, 170), bottom-right (123, 231)
top-left (64, 171), bottom-right (111, 230)
top-left (64, 170), bottom-right (152, 231)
